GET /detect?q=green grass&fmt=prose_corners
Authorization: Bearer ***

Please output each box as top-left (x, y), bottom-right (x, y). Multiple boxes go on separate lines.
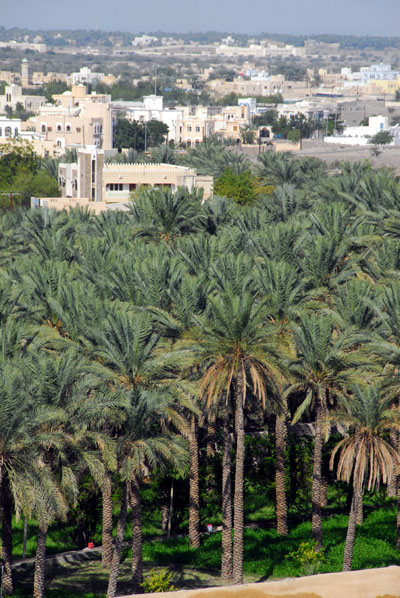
top-left (142, 504), bottom-right (400, 579)
top-left (9, 504), bottom-right (400, 597)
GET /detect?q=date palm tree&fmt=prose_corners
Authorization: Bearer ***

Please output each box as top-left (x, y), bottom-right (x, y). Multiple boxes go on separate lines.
top-left (188, 286), bottom-right (285, 583)
top-left (93, 311), bottom-right (190, 597)
top-left (329, 385), bottom-right (400, 571)
top-left (289, 314), bottom-right (369, 550)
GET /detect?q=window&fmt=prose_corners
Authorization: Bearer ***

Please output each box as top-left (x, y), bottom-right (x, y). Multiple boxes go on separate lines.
top-left (195, 125), bottom-right (200, 133)
top-left (187, 125), bottom-right (192, 132)
top-left (47, 126), bottom-right (52, 132)
top-left (5, 127), bottom-right (11, 137)
top-left (41, 124), bottom-right (46, 133)
top-left (14, 128), bottom-right (18, 137)
top-left (56, 124), bottom-right (62, 132)
top-left (106, 183), bottom-right (123, 191)
top-left (0, 128), bottom-right (2, 137)
top-left (186, 139), bottom-right (192, 147)
top-left (195, 139), bottom-right (200, 145)
top-left (66, 125), bottom-right (71, 132)
top-left (76, 127), bottom-right (81, 132)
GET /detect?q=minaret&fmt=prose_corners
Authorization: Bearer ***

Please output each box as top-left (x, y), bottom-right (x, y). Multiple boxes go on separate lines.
top-left (21, 58), bottom-right (29, 87)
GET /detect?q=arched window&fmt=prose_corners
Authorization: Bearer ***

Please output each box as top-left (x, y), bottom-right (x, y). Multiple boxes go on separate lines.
top-left (5, 127), bottom-right (11, 137)
top-left (14, 128), bottom-right (19, 137)
top-left (56, 124), bottom-right (62, 132)
top-left (186, 139), bottom-right (192, 147)
top-left (0, 128), bottom-right (2, 137)
top-left (57, 140), bottom-right (62, 147)
top-left (41, 124), bottom-right (46, 133)
top-left (66, 124), bottom-right (71, 132)
top-left (195, 138), bottom-right (200, 145)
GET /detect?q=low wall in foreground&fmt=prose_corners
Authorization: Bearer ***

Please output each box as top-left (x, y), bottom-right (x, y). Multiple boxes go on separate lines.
top-left (121, 566), bottom-right (400, 598)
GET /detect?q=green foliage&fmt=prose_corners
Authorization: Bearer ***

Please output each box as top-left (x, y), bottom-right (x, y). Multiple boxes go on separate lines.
top-left (272, 113), bottom-right (316, 139)
top-left (0, 137), bottom-right (59, 207)
top-left (286, 541), bottom-right (326, 576)
top-left (370, 130), bottom-right (393, 145)
top-left (252, 110), bottom-right (278, 126)
top-left (142, 568), bottom-right (176, 593)
top-left (214, 168), bottom-right (260, 205)
top-left (113, 118), bottom-right (168, 150)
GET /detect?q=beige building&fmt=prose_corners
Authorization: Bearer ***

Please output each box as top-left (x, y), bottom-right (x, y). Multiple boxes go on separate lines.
top-left (174, 104), bottom-right (250, 145)
top-left (57, 147), bottom-right (213, 207)
top-left (27, 84), bottom-right (113, 150)
top-left (0, 84), bottom-right (46, 112)
top-left (27, 106), bottom-right (103, 150)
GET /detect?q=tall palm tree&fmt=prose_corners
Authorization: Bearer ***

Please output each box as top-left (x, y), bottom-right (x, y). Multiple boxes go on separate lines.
top-left (188, 287), bottom-right (284, 583)
top-left (94, 311), bottom-right (190, 597)
top-left (289, 314), bottom-right (368, 550)
top-left (329, 385), bottom-right (400, 571)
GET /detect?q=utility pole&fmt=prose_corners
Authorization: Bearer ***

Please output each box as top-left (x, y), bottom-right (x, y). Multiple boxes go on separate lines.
top-left (0, 191), bottom-right (21, 211)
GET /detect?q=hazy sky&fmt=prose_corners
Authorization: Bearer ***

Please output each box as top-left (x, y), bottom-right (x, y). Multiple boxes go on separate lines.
top-left (4, 0), bottom-right (400, 36)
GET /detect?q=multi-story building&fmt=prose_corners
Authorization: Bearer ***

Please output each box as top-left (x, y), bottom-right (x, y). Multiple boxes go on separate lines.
top-left (36, 147), bottom-right (213, 211)
top-left (26, 84), bottom-right (113, 150)
top-left (28, 105), bottom-right (104, 150)
top-left (174, 104), bottom-right (250, 145)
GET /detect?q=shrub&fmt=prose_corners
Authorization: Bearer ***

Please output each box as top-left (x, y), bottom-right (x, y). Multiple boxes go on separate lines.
top-left (142, 568), bottom-right (176, 593)
top-left (286, 541), bottom-right (326, 576)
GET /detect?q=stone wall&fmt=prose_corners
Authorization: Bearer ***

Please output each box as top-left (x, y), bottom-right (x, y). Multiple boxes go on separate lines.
top-left (120, 566), bottom-right (400, 598)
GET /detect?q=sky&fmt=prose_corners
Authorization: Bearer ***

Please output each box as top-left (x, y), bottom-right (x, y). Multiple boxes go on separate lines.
top-left (3, 0), bottom-right (400, 36)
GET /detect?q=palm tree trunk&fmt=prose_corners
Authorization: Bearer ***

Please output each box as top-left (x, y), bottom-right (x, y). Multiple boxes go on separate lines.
top-left (189, 415), bottom-right (200, 549)
top-left (312, 404), bottom-right (323, 551)
top-left (356, 487), bottom-right (364, 526)
top-left (387, 429), bottom-right (397, 497)
top-left (343, 485), bottom-right (359, 571)
top-left (320, 477), bottom-right (328, 508)
top-left (221, 408), bottom-right (233, 582)
top-left (394, 430), bottom-right (400, 549)
top-left (102, 473), bottom-right (114, 569)
top-left (275, 413), bottom-right (288, 536)
top-left (131, 476), bottom-right (143, 594)
top-left (106, 482), bottom-right (128, 598)
top-left (206, 411), bottom-right (217, 458)
top-left (33, 523), bottom-right (48, 598)
top-left (160, 480), bottom-right (169, 532)
top-left (233, 371), bottom-right (245, 585)
top-left (1, 477), bottom-right (13, 595)
top-left (23, 517), bottom-right (28, 559)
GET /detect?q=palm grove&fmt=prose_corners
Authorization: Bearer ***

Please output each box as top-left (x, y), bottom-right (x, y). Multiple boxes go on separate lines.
top-left (1, 142), bottom-right (400, 597)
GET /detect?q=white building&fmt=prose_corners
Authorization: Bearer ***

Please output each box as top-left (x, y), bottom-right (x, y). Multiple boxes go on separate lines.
top-left (238, 97), bottom-right (257, 116)
top-left (0, 116), bottom-right (21, 139)
top-left (131, 35), bottom-right (158, 47)
top-left (71, 67), bottom-right (105, 86)
top-left (325, 115), bottom-right (390, 146)
top-left (113, 95), bottom-right (183, 142)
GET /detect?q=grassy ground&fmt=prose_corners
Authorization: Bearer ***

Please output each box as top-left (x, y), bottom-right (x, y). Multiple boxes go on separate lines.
top-left (9, 502), bottom-right (400, 597)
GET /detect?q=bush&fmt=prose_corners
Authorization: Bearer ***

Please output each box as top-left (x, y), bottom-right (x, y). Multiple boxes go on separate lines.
top-left (370, 131), bottom-right (393, 145)
top-left (142, 568), bottom-right (176, 593)
top-left (286, 541), bottom-right (326, 576)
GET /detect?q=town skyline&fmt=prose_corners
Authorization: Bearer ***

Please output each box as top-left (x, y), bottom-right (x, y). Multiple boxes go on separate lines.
top-left (3, 0), bottom-right (400, 36)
